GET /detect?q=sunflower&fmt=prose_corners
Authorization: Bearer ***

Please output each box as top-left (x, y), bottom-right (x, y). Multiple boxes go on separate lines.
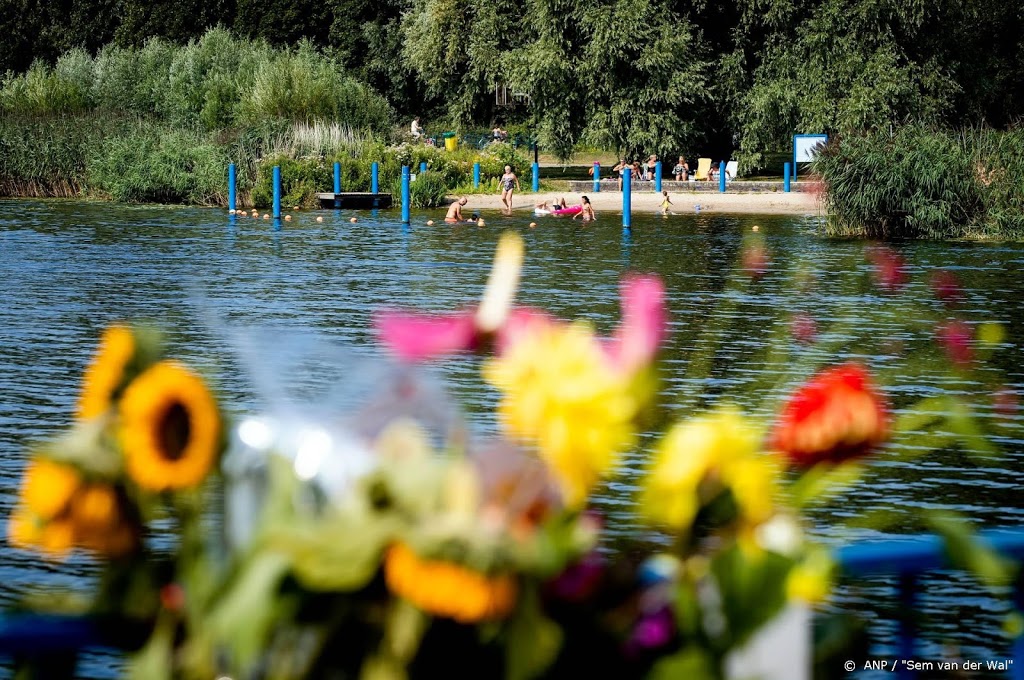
top-left (21, 457), bottom-right (81, 520)
top-left (77, 324), bottom-right (136, 420)
top-left (120, 361), bottom-right (221, 492)
top-left (384, 542), bottom-right (517, 623)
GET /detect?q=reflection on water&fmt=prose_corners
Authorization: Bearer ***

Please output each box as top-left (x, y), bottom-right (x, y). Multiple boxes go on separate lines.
top-left (1, 199), bottom-right (1022, 676)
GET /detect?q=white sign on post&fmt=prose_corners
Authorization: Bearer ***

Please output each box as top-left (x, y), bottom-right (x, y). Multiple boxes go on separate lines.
top-left (792, 134), bottom-right (827, 178)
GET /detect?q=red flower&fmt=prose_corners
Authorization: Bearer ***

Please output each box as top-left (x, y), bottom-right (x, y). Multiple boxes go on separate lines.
top-left (771, 363), bottom-right (889, 466)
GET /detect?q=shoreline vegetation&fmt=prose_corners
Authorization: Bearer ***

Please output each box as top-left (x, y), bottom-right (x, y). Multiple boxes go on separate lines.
top-left (1, 24), bottom-right (1023, 238)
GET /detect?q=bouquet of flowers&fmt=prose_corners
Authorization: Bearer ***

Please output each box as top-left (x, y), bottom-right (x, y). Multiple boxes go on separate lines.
top-left (4, 233), bottom-right (1014, 679)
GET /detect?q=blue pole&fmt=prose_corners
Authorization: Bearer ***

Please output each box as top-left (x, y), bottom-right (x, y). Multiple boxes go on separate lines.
top-left (623, 168), bottom-right (632, 229)
top-left (593, 163), bottom-right (600, 193)
top-left (401, 166), bottom-right (410, 224)
top-left (532, 162), bottom-right (539, 193)
top-left (719, 161), bottom-right (726, 193)
top-left (272, 165), bottom-right (281, 219)
top-left (420, 161), bottom-right (427, 175)
top-left (654, 161), bottom-right (662, 193)
top-left (333, 161), bottom-right (341, 208)
top-left (371, 162), bottom-right (379, 194)
top-left (228, 163), bottom-right (236, 212)
top-left (473, 162), bottom-right (480, 189)
top-left (784, 163), bottom-right (791, 193)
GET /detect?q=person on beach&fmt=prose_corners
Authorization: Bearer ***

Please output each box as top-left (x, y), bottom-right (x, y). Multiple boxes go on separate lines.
top-left (573, 196), bottom-right (596, 223)
top-left (647, 155), bottom-right (658, 181)
top-left (673, 156), bottom-right (689, 181)
top-left (445, 197), bottom-right (470, 223)
top-left (411, 117), bottom-right (423, 140)
top-left (587, 161), bottom-right (601, 177)
top-left (661, 191), bottom-right (673, 215)
top-left (499, 166), bottom-right (520, 212)
top-left (613, 159), bottom-right (629, 191)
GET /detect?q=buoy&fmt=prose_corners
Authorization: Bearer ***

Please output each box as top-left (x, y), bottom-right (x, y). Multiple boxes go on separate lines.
top-left (293, 205), bottom-right (299, 211)
top-left (229, 209), bottom-right (235, 215)
top-left (529, 222), bottom-right (537, 228)
top-left (350, 217), bottom-right (358, 223)
top-left (477, 218), bottom-right (486, 227)
top-left (316, 216), bottom-right (323, 223)
top-left (752, 225), bottom-right (759, 232)
top-left (427, 220), bottom-right (434, 226)
top-left (285, 214), bottom-right (292, 221)
top-left (263, 214), bottom-right (269, 219)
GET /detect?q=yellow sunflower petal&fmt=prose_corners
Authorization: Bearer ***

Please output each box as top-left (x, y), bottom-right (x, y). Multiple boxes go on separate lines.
top-left (21, 458), bottom-right (80, 520)
top-left (120, 361), bottom-right (221, 492)
top-left (77, 324), bottom-right (135, 420)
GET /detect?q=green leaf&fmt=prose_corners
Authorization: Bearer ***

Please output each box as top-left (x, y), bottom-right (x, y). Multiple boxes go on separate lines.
top-left (504, 587), bottom-right (563, 680)
top-left (926, 511), bottom-right (1016, 589)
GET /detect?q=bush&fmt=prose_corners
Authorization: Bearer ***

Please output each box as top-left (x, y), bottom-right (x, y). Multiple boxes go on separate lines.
top-left (391, 170), bottom-right (448, 208)
top-left (812, 124), bottom-right (1024, 239)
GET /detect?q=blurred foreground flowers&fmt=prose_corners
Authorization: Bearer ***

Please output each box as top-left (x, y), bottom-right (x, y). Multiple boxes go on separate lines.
top-left (3, 234), bottom-right (1013, 680)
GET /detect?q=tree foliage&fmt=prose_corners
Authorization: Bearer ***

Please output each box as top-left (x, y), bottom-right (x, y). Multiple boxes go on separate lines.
top-left (1, 0), bottom-right (1023, 161)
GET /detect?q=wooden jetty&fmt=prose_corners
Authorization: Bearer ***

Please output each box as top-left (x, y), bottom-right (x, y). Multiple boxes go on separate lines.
top-left (317, 192), bottom-right (393, 209)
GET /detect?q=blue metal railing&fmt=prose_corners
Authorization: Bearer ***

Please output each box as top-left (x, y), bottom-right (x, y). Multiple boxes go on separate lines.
top-left (835, 528), bottom-right (1024, 680)
top-left (3, 529), bottom-right (1023, 677)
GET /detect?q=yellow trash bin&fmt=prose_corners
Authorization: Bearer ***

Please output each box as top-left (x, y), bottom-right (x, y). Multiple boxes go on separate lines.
top-left (444, 136), bottom-right (458, 151)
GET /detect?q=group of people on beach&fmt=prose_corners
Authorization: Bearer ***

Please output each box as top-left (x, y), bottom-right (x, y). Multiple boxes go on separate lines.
top-left (607, 155), bottom-right (695, 189)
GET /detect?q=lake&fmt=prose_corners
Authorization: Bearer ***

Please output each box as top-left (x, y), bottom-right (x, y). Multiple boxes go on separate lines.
top-left (1, 198), bottom-right (1021, 677)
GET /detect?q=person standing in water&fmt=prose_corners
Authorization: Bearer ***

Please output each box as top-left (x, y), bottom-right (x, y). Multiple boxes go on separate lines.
top-left (572, 195), bottom-right (596, 222)
top-left (660, 191), bottom-right (673, 215)
top-left (499, 166), bottom-right (520, 212)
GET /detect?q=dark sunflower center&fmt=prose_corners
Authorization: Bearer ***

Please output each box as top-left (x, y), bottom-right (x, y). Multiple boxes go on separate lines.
top-left (158, 402), bottom-right (192, 461)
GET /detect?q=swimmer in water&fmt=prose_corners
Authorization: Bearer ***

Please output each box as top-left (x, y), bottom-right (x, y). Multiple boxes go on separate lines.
top-left (572, 195), bottom-right (596, 222)
top-left (445, 197), bottom-right (470, 223)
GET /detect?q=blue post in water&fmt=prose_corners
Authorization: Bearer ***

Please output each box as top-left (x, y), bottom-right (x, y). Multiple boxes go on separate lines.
top-left (532, 162), bottom-right (539, 192)
top-left (371, 162), bottom-right (379, 194)
top-left (228, 163), bottom-right (236, 212)
top-left (333, 161), bottom-right (341, 207)
top-left (473, 162), bottom-right (480, 189)
top-left (401, 166), bottom-right (410, 224)
top-left (420, 161), bottom-right (427, 175)
top-left (784, 162), bottom-right (791, 192)
top-left (272, 165), bottom-right (281, 219)
top-left (623, 168), bottom-right (632, 230)
top-left (593, 163), bottom-right (600, 193)
top-left (719, 161), bottom-right (726, 193)
top-left (654, 161), bottom-right (662, 193)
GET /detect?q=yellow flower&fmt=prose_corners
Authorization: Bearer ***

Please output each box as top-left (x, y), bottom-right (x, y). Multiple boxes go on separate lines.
top-left (21, 458), bottom-right (80, 520)
top-left (384, 542), bottom-right (517, 623)
top-left (77, 324), bottom-right (135, 420)
top-left (642, 407), bottom-right (770, 530)
top-left (787, 549), bottom-right (835, 604)
top-left (483, 320), bottom-right (641, 508)
top-left (7, 510), bottom-right (76, 559)
top-left (120, 361), bottom-right (221, 492)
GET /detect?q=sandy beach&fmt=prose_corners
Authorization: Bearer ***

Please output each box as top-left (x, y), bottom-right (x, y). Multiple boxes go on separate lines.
top-left (449, 191), bottom-right (822, 215)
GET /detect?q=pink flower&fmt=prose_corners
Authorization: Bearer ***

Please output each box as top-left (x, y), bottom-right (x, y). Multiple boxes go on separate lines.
top-left (791, 313), bottom-right (817, 344)
top-left (374, 309), bottom-right (477, 361)
top-left (936, 320), bottom-right (973, 366)
top-left (867, 246), bottom-right (907, 292)
top-left (604, 275), bottom-right (668, 373)
top-left (374, 235), bottom-right (669, 370)
top-left (930, 270), bottom-right (963, 305)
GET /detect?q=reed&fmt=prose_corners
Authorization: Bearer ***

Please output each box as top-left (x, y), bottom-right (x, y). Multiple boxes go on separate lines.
top-left (813, 124), bottom-right (1024, 239)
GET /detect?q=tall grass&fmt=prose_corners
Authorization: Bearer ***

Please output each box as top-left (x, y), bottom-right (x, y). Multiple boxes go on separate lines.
top-left (813, 124), bottom-right (1024, 239)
